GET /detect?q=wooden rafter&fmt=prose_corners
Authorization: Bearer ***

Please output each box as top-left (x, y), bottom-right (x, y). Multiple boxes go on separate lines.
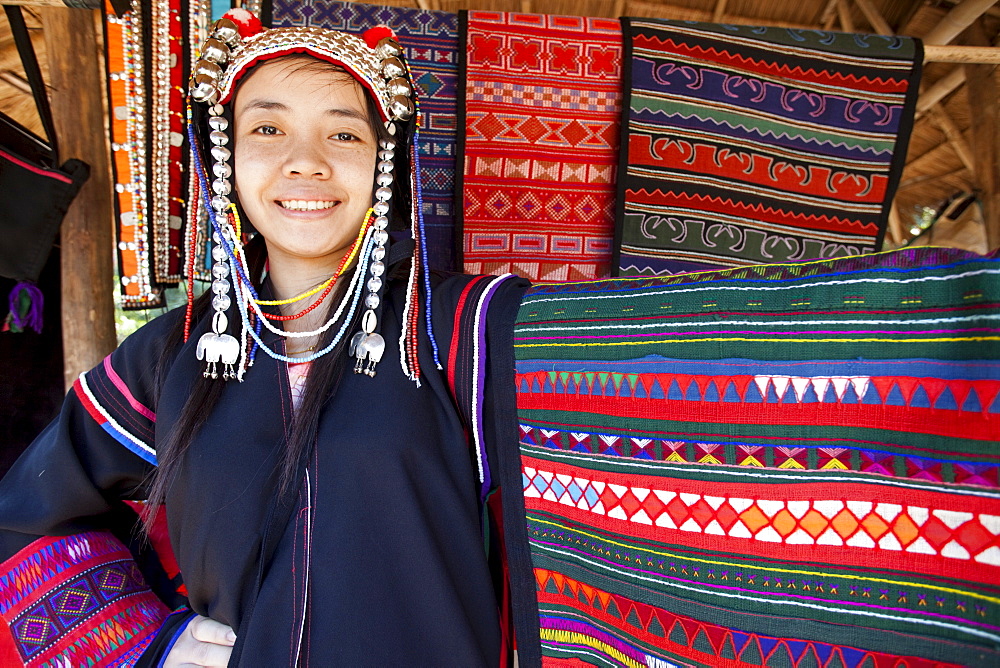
top-left (923, 0), bottom-right (999, 46)
top-left (836, 0), bottom-right (855, 32)
top-left (926, 105), bottom-right (977, 176)
top-left (711, 0), bottom-right (726, 22)
top-left (853, 0), bottom-right (892, 35)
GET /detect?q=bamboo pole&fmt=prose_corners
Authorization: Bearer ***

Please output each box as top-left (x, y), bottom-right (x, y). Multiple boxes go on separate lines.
top-left (923, 44), bottom-right (1000, 64)
top-left (923, 0), bottom-right (999, 46)
top-left (39, 7), bottom-right (116, 390)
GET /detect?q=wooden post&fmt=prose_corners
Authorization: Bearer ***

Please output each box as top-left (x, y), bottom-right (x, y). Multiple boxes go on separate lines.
top-left (964, 21), bottom-right (1000, 252)
top-left (39, 7), bottom-right (116, 390)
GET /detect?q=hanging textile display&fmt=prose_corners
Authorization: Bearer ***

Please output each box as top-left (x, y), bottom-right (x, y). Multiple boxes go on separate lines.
top-left (514, 246), bottom-right (1000, 666)
top-left (104, 0), bottom-right (197, 309)
top-left (272, 0), bottom-right (460, 271)
top-left (615, 20), bottom-right (922, 276)
top-left (461, 11), bottom-right (621, 282)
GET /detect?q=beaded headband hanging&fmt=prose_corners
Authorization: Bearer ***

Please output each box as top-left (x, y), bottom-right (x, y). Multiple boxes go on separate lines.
top-left (186, 9), bottom-right (438, 384)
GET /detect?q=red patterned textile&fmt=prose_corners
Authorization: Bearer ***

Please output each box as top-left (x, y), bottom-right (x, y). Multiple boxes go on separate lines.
top-left (0, 531), bottom-right (169, 667)
top-left (461, 11), bottom-right (621, 282)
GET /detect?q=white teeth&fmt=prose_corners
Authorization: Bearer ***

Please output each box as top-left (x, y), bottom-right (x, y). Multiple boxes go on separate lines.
top-left (279, 200), bottom-right (337, 211)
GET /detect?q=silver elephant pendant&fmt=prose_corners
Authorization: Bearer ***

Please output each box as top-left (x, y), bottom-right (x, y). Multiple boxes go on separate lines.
top-left (350, 332), bottom-right (385, 377)
top-left (197, 332), bottom-right (241, 380)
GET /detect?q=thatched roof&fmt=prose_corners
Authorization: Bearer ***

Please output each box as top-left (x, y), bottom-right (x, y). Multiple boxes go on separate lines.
top-left (2, 0), bottom-right (998, 251)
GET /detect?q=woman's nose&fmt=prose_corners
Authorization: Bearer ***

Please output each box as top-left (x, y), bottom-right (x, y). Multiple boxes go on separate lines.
top-left (282, 138), bottom-right (330, 179)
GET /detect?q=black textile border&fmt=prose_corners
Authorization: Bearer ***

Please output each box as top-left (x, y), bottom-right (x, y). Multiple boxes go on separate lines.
top-left (875, 37), bottom-right (924, 252)
top-left (454, 10), bottom-right (469, 271)
top-left (491, 291), bottom-right (542, 668)
top-left (611, 16), bottom-right (634, 279)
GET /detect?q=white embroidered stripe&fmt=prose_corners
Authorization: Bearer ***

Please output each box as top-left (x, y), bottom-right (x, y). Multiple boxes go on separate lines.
top-left (78, 372), bottom-right (157, 463)
top-left (471, 274), bottom-right (516, 485)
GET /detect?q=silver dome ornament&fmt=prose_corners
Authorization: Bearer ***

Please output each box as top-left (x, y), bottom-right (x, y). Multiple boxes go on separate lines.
top-left (210, 130), bottom-right (229, 146)
top-left (387, 77), bottom-right (412, 98)
top-left (212, 18), bottom-right (241, 47)
top-left (376, 172), bottom-right (393, 187)
top-left (211, 145), bottom-right (231, 162)
top-left (191, 73), bottom-right (220, 105)
top-left (201, 38), bottom-right (231, 65)
top-left (375, 36), bottom-right (403, 59)
top-left (213, 162), bottom-right (232, 179)
top-left (193, 59), bottom-right (223, 81)
top-left (208, 115), bottom-right (229, 131)
top-left (380, 57), bottom-right (406, 79)
top-left (389, 95), bottom-right (414, 121)
top-left (375, 186), bottom-right (392, 202)
top-left (377, 160), bottom-right (393, 174)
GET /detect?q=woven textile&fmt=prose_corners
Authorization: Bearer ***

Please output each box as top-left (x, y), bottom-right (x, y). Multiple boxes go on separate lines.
top-left (616, 20), bottom-right (922, 276)
top-left (461, 11), bottom-right (621, 282)
top-left (105, 0), bottom-right (191, 308)
top-left (513, 247), bottom-right (1000, 666)
top-left (0, 532), bottom-right (169, 667)
top-left (272, 0), bottom-right (461, 271)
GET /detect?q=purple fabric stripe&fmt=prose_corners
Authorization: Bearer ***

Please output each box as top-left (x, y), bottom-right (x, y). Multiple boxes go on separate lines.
top-left (476, 275), bottom-right (514, 501)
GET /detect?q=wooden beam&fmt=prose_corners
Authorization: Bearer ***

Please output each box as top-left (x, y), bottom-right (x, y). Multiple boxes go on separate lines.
top-left (613, 0), bottom-right (626, 18)
top-left (818, 0), bottom-right (839, 30)
top-left (923, 0), bottom-right (998, 46)
top-left (927, 105), bottom-right (977, 175)
top-left (916, 66), bottom-right (967, 117)
top-left (923, 44), bottom-right (1000, 64)
top-left (39, 7), bottom-right (116, 390)
top-left (520, 0), bottom-right (532, 12)
top-left (711, 0), bottom-right (728, 23)
top-left (853, 0), bottom-right (892, 35)
top-left (836, 0), bottom-right (855, 32)
top-left (964, 20), bottom-right (1000, 251)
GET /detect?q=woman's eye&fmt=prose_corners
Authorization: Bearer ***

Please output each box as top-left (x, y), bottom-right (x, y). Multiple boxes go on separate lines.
top-left (334, 132), bottom-right (357, 141)
top-left (254, 125), bottom-right (279, 136)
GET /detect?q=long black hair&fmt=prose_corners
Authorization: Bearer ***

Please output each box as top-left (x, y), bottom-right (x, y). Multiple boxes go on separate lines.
top-left (145, 55), bottom-right (402, 528)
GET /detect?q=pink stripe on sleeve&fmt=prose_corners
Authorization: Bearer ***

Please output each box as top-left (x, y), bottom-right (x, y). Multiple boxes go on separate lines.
top-left (103, 356), bottom-right (156, 422)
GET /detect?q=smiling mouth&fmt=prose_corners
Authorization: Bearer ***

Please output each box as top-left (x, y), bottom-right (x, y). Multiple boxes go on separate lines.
top-left (277, 200), bottom-right (338, 211)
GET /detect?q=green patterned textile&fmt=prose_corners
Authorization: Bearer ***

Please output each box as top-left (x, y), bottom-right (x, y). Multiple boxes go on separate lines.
top-left (513, 247), bottom-right (1000, 667)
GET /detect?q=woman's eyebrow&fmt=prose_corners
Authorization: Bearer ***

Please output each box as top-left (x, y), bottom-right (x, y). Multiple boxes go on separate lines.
top-left (323, 107), bottom-right (368, 123)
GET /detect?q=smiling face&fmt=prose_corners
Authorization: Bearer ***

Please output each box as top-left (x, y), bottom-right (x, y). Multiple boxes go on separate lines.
top-left (232, 57), bottom-right (378, 278)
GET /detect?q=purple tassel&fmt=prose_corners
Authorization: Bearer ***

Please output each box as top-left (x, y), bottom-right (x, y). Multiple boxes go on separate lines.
top-left (5, 282), bottom-right (44, 334)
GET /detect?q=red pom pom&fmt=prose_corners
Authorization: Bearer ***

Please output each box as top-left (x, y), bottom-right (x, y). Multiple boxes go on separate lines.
top-left (223, 8), bottom-right (264, 39)
top-left (363, 25), bottom-right (396, 49)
